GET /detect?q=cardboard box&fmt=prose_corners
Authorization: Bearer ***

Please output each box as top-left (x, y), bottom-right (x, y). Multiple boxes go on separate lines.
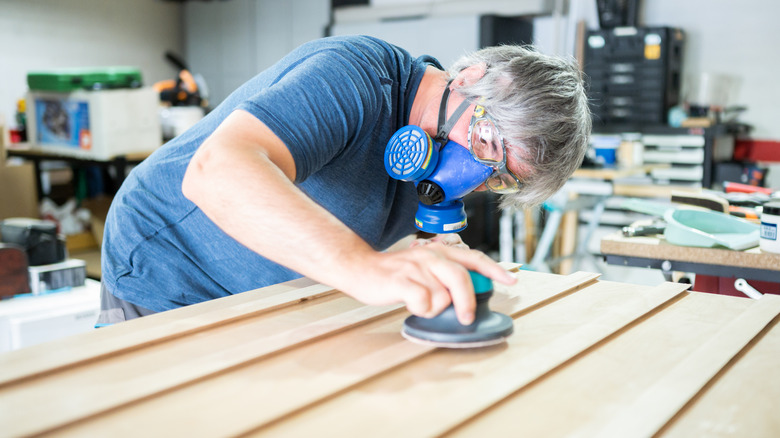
top-left (65, 232), bottom-right (98, 252)
top-left (0, 126), bottom-right (39, 221)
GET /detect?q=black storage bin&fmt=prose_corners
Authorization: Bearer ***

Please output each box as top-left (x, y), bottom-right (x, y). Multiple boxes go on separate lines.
top-left (584, 27), bottom-right (684, 126)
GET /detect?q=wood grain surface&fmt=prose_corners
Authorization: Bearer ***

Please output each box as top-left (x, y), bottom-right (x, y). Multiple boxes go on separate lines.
top-left (1, 264), bottom-right (778, 437)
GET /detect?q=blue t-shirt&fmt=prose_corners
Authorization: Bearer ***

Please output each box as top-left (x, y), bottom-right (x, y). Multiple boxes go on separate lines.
top-left (102, 35), bottom-right (440, 312)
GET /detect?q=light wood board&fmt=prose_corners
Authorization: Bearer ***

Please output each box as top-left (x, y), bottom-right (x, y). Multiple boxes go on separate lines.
top-left (1, 263), bottom-right (778, 437)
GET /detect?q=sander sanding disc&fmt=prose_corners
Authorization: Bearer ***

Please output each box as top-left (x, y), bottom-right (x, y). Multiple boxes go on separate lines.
top-left (402, 310), bottom-right (513, 349)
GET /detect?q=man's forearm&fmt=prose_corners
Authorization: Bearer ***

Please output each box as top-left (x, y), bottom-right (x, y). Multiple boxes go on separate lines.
top-left (182, 113), bottom-right (377, 292)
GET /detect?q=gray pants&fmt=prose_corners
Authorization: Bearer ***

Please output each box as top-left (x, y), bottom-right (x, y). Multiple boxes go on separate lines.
top-left (95, 282), bottom-right (157, 327)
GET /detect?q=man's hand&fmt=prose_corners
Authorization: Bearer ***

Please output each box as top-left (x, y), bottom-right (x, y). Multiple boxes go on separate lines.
top-left (339, 242), bottom-right (516, 326)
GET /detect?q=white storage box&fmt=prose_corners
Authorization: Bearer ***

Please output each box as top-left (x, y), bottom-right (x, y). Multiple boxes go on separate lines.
top-left (0, 279), bottom-right (100, 352)
top-left (26, 87), bottom-right (162, 160)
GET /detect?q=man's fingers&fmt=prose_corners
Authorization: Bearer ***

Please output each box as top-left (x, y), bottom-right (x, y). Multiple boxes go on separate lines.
top-left (426, 286), bottom-right (452, 318)
top-left (401, 281), bottom-right (433, 316)
top-left (426, 257), bottom-right (476, 325)
top-left (401, 258), bottom-right (453, 318)
top-left (430, 244), bottom-right (517, 286)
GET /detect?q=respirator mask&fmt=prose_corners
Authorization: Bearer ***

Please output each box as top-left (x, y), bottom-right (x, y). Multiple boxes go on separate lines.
top-left (384, 81), bottom-right (521, 234)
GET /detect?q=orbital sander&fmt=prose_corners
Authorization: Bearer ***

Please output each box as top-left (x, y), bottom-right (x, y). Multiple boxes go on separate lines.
top-left (401, 271), bottom-right (514, 348)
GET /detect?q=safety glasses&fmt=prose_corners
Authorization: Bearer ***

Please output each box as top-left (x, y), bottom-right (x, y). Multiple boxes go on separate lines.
top-left (467, 105), bottom-right (523, 194)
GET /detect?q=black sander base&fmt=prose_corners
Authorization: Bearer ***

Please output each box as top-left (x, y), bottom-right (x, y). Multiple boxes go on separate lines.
top-left (402, 272), bottom-right (514, 349)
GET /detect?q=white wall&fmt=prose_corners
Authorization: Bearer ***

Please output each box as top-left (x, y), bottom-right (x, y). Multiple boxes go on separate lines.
top-left (183, 0), bottom-right (331, 107)
top-left (330, 0), bottom-right (555, 68)
top-left (553, 0), bottom-right (780, 139)
top-left (182, 0), bottom-right (257, 109)
top-left (0, 0), bottom-right (183, 130)
top-left (332, 0), bottom-right (780, 140)
top-left (331, 15), bottom-right (481, 69)
top-left (1, 0), bottom-right (777, 141)
top-left (641, 0), bottom-right (780, 140)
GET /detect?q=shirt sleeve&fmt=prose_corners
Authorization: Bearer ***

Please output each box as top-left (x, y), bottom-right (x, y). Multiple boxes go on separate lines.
top-left (237, 49), bottom-right (389, 183)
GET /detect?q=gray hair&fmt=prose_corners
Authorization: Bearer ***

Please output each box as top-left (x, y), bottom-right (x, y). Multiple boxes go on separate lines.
top-left (448, 45), bottom-right (591, 209)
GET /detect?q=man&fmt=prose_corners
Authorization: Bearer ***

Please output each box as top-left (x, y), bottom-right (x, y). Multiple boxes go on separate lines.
top-left (97, 35), bottom-right (590, 327)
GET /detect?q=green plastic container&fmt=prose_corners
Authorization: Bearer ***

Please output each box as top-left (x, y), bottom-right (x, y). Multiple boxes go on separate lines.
top-left (663, 209), bottom-right (760, 250)
top-left (27, 67), bottom-right (142, 92)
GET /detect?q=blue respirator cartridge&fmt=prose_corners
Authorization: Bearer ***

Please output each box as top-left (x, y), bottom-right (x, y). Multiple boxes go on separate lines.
top-left (384, 125), bottom-right (439, 182)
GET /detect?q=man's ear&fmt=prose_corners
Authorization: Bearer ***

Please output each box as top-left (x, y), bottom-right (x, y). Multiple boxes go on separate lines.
top-left (452, 63), bottom-right (487, 88)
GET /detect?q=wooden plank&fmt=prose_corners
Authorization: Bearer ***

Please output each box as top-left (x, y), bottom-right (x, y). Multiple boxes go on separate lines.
top-left (0, 295), bottom-right (400, 437)
top-left (446, 292), bottom-right (754, 437)
top-left (53, 316), bottom-right (427, 437)
top-left (591, 293), bottom-right (780, 437)
top-left (2, 261), bottom-right (772, 437)
top-left (247, 280), bottom-right (688, 437)
top-left (661, 313), bottom-right (780, 437)
top-left (497, 261), bottom-right (522, 273)
top-left (0, 279), bottom-right (329, 387)
top-left (0, 265), bottom-right (518, 390)
top-left (26, 269), bottom-right (597, 437)
top-left (497, 270), bottom-right (600, 318)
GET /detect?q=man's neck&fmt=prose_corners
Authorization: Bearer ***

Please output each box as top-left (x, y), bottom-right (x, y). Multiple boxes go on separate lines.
top-left (408, 66), bottom-right (448, 135)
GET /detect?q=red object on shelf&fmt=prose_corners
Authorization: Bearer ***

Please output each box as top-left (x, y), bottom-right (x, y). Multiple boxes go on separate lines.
top-left (8, 129), bottom-right (24, 143)
top-left (723, 181), bottom-right (773, 195)
top-left (733, 139), bottom-right (780, 162)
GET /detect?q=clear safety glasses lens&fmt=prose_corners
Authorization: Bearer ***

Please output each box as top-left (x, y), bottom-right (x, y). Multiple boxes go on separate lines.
top-left (486, 171), bottom-right (521, 193)
top-left (468, 111), bottom-right (522, 194)
top-left (469, 119), bottom-right (504, 163)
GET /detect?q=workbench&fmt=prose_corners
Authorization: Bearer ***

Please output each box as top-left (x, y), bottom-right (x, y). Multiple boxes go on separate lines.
top-left (1, 264), bottom-right (779, 437)
top-left (502, 163), bottom-right (683, 272)
top-left (602, 232), bottom-right (780, 295)
top-left (5, 144), bottom-right (152, 199)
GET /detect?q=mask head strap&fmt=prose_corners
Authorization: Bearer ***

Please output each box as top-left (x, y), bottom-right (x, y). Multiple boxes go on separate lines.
top-left (435, 80), bottom-right (471, 145)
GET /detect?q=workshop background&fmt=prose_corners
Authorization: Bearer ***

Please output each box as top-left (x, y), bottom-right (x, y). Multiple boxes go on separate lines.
top-left (1, 0), bottom-right (779, 351)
